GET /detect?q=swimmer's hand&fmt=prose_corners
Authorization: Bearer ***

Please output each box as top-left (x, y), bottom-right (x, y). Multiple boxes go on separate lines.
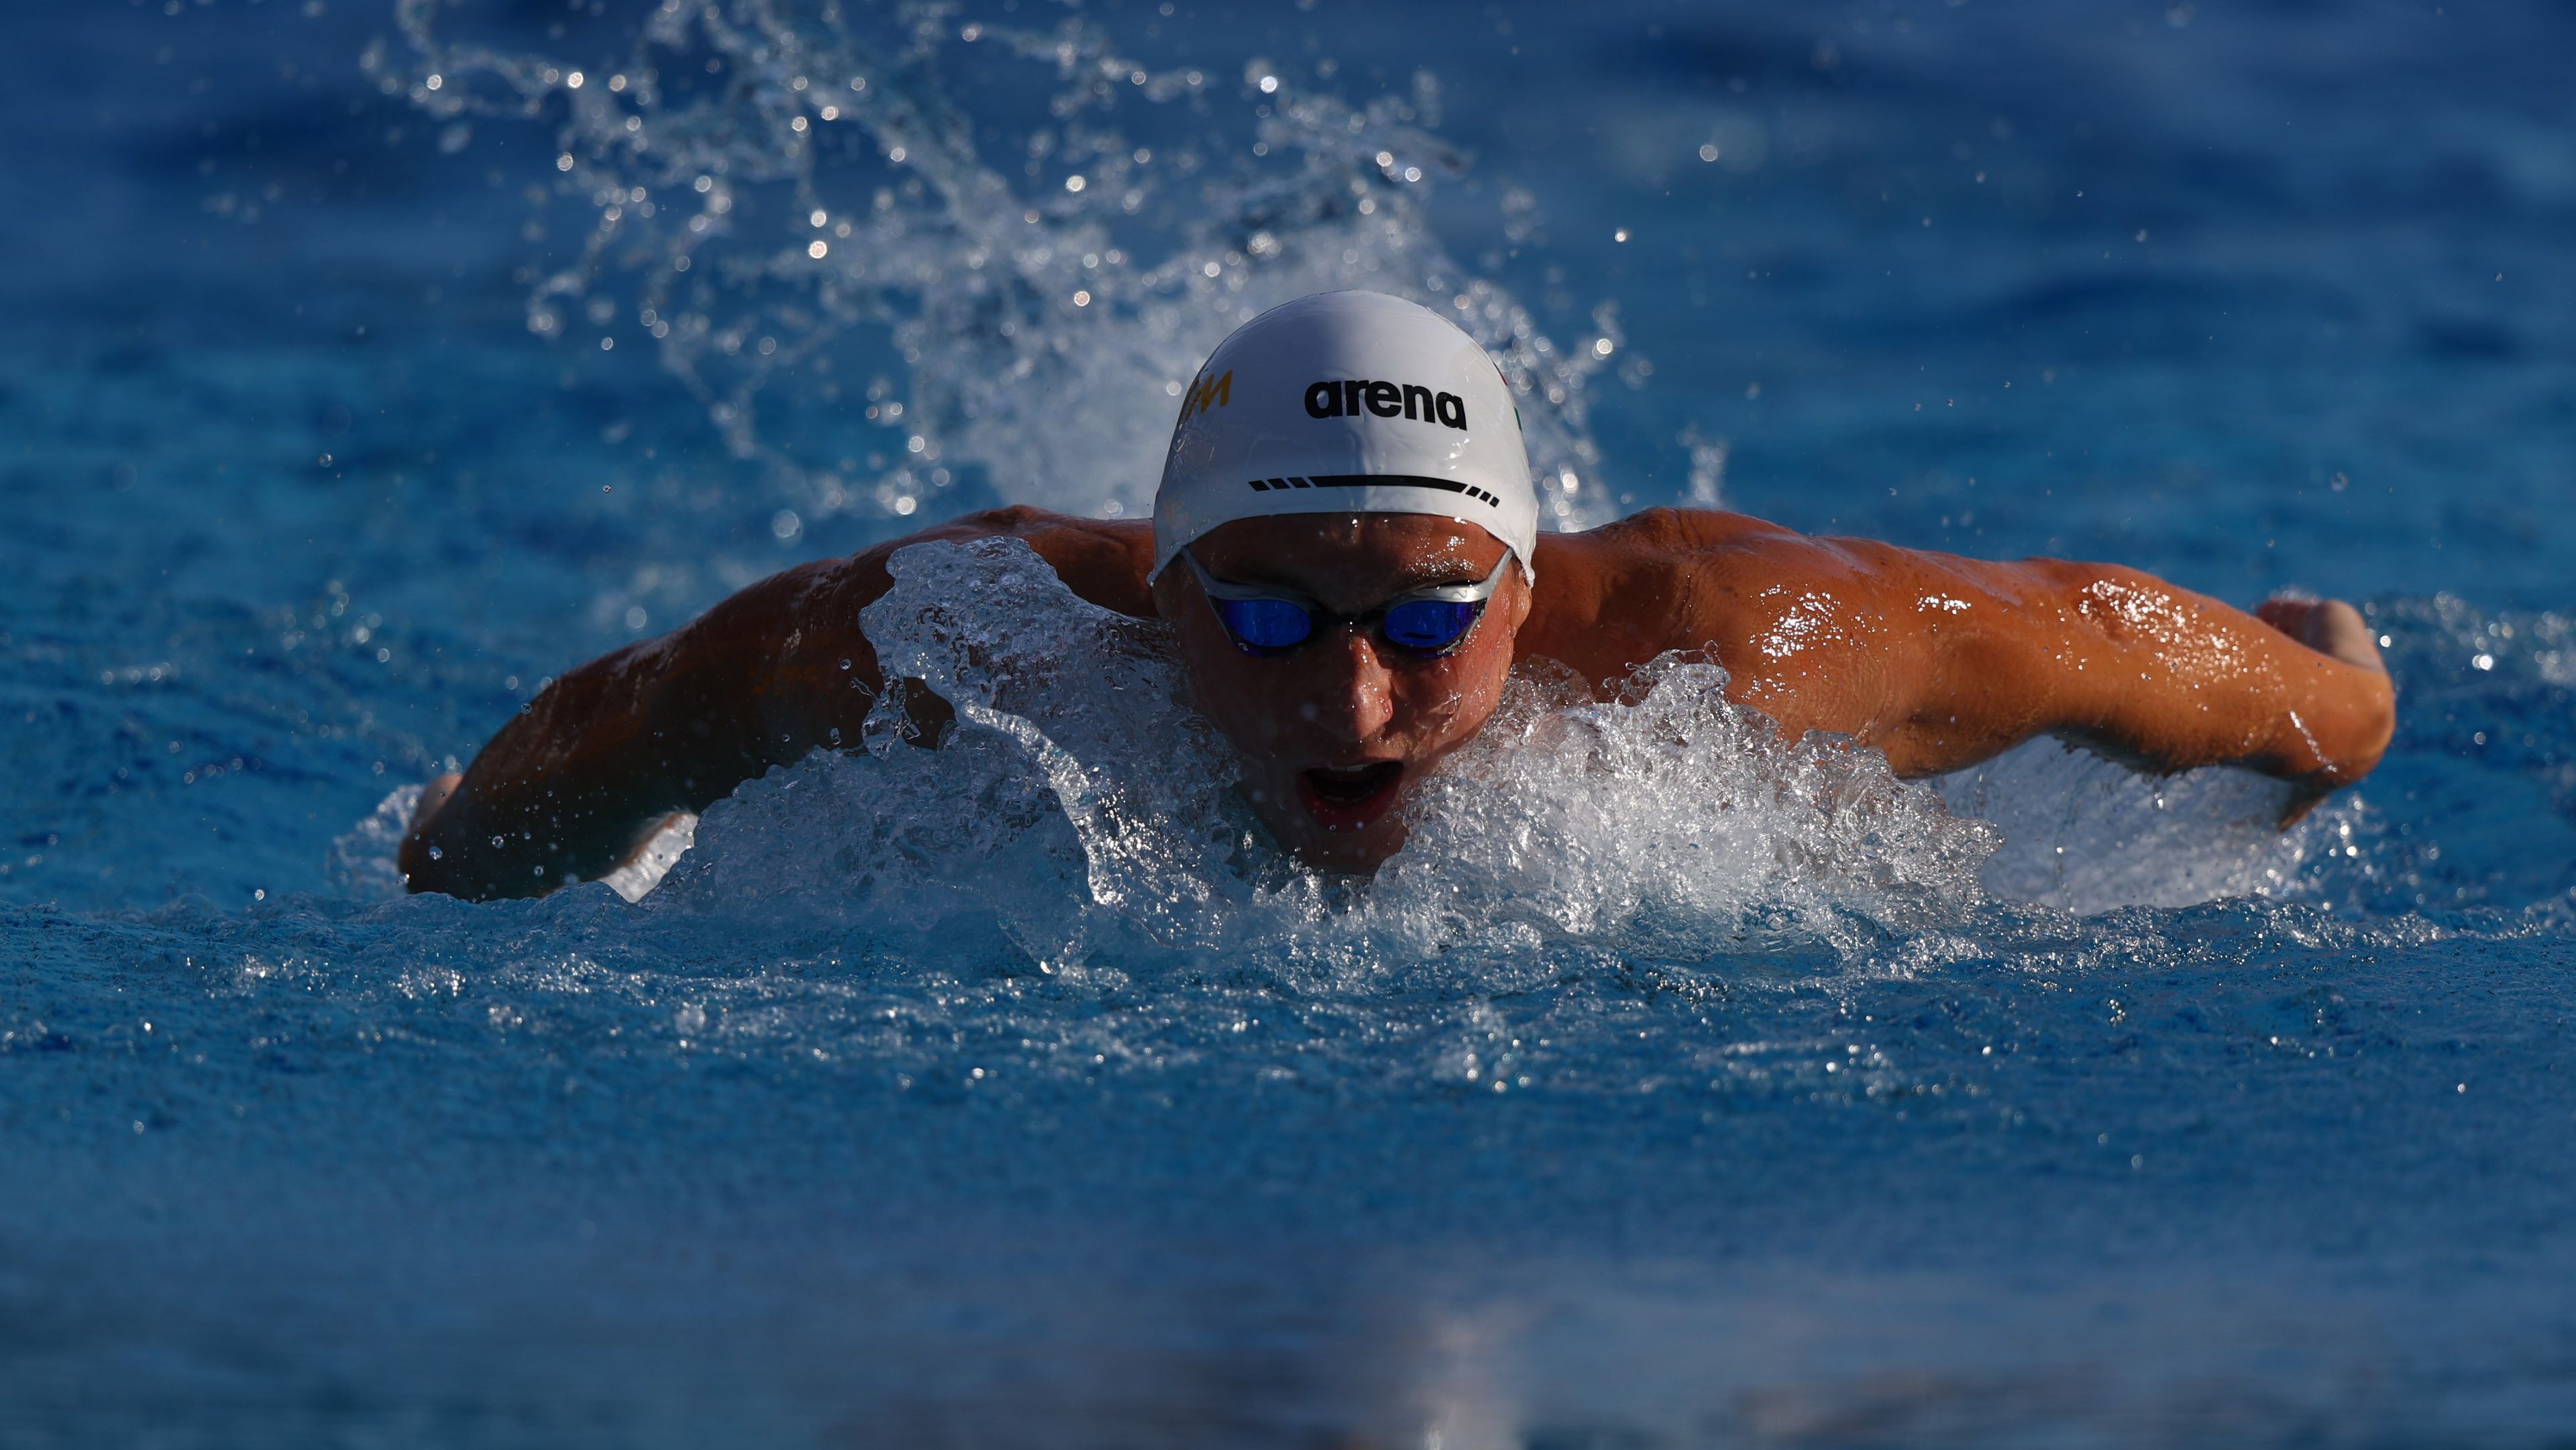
top-left (2255, 597), bottom-right (2386, 675)
top-left (402, 770), bottom-right (692, 894)
top-left (2253, 597), bottom-right (2387, 827)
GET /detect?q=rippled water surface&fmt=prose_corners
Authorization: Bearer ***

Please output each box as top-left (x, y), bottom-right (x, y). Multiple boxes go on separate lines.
top-left (5, 1), bottom-right (2575, 1444)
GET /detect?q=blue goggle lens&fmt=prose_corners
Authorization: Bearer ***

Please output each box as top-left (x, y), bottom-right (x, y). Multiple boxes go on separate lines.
top-left (1380, 599), bottom-right (1483, 653)
top-left (1214, 597), bottom-right (1316, 652)
top-left (1211, 595), bottom-right (1483, 656)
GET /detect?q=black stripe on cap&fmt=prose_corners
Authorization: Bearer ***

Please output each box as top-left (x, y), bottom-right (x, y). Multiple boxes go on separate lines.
top-left (1240, 474), bottom-right (1503, 507)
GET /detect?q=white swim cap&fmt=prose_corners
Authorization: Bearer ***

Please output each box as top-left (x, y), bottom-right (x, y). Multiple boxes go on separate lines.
top-left (1152, 291), bottom-right (1536, 580)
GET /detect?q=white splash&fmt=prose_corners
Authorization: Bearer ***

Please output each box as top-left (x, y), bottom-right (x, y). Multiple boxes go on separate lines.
top-left (601, 813), bottom-right (698, 903)
top-left (328, 784), bottom-right (424, 900)
top-left (1936, 740), bottom-right (2364, 914)
top-left (374, 0), bottom-right (1621, 529)
top-left (644, 537), bottom-right (2000, 982)
top-left (332, 539), bottom-right (2375, 931)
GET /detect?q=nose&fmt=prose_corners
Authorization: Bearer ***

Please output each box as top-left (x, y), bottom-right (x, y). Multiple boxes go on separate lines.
top-left (1296, 627), bottom-right (1395, 743)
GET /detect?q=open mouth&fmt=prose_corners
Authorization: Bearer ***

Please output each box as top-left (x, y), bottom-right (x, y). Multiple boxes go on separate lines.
top-left (1296, 761), bottom-right (1405, 831)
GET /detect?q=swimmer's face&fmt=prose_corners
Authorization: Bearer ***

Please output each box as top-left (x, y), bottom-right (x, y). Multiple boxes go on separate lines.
top-left (1153, 513), bottom-right (1531, 872)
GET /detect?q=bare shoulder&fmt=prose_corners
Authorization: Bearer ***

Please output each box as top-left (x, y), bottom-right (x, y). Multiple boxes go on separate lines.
top-left (694, 507), bottom-right (1157, 641)
top-left (1544, 505), bottom-right (1804, 558)
top-left (643, 507), bottom-right (1156, 723)
top-left (845, 505), bottom-right (1158, 619)
top-left (1519, 507), bottom-right (1898, 681)
top-left (1532, 506), bottom-right (1918, 585)
top-left (1534, 506), bottom-right (2084, 616)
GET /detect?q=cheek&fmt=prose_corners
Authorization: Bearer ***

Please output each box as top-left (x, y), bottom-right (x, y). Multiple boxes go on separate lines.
top-left (1397, 643), bottom-right (1514, 747)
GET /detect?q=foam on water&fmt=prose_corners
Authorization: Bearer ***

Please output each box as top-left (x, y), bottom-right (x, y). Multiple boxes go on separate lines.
top-left (1935, 739), bottom-right (2369, 915)
top-left (631, 537), bottom-right (1998, 985)
top-left (318, 531), bottom-right (2392, 1015)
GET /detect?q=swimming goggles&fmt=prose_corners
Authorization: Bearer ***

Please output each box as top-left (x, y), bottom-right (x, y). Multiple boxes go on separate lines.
top-left (1178, 549), bottom-right (1513, 658)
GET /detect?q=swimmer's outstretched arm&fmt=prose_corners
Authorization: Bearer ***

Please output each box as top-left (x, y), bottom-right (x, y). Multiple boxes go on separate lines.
top-left (398, 507), bottom-right (1153, 899)
top-left (1860, 554), bottom-right (2394, 813)
top-left (1524, 511), bottom-right (2396, 817)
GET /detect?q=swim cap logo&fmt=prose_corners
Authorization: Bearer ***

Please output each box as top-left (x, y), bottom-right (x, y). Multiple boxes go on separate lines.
top-left (1302, 378), bottom-right (1468, 431)
top-left (1174, 368), bottom-right (1232, 425)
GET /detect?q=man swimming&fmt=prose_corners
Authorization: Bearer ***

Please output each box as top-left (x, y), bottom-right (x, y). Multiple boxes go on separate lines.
top-left (400, 291), bottom-right (2394, 899)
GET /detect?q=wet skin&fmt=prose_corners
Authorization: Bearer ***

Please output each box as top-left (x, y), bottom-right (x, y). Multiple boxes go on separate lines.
top-left (400, 506), bottom-right (2394, 900)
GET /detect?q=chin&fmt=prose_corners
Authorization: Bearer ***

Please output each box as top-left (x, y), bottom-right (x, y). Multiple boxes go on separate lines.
top-left (1250, 762), bottom-right (1415, 873)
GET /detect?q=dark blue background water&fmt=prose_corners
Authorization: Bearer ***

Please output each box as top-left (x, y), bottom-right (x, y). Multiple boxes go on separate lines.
top-left (5, 1), bottom-right (2575, 1443)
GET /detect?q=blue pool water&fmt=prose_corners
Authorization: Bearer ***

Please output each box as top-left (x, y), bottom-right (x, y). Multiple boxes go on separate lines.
top-left (5, 1), bottom-right (2575, 1443)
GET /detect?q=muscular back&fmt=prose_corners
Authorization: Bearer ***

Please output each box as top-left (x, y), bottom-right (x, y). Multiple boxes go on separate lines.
top-left (398, 505), bottom-right (2391, 898)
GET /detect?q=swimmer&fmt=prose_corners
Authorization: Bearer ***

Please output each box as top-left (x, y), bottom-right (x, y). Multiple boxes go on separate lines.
top-left (400, 291), bottom-right (2394, 898)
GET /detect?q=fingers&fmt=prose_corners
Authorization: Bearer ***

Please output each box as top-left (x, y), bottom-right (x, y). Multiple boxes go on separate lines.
top-left (2299, 600), bottom-right (2385, 673)
top-left (2254, 597), bottom-right (2315, 633)
top-left (2258, 597), bottom-right (2385, 674)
